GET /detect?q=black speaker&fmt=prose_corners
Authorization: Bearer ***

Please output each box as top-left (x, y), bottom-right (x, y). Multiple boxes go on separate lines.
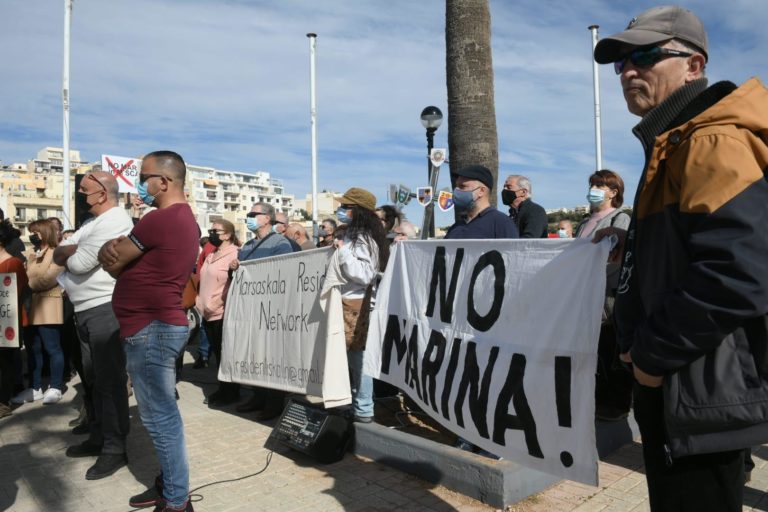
top-left (265, 399), bottom-right (351, 464)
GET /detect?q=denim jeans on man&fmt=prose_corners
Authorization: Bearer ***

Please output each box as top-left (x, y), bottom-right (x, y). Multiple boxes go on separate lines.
top-left (124, 321), bottom-right (189, 508)
top-left (76, 302), bottom-right (129, 454)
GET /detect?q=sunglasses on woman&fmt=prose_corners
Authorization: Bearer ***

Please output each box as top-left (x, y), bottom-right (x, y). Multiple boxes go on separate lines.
top-left (614, 46), bottom-right (693, 74)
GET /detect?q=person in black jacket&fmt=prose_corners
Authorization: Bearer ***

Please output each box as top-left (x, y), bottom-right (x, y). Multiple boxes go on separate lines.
top-left (501, 175), bottom-right (548, 238)
top-left (594, 6), bottom-right (768, 511)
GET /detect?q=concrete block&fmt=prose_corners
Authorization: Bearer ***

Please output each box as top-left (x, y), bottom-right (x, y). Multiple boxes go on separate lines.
top-left (351, 412), bottom-right (640, 508)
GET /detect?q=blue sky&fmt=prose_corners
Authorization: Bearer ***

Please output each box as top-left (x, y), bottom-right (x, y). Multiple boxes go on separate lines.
top-left (1, 0), bottom-right (766, 227)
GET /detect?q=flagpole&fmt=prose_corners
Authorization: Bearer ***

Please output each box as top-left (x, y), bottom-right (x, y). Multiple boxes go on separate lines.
top-left (62, 0), bottom-right (73, 229)
top-left (307, 33), bottom-right (319, 244)
top-left (588, 25), bottom-right (603, 172)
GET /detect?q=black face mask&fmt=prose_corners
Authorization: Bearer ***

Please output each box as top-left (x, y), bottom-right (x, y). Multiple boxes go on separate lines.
top-left (501, 189), bottom-right (519, 207)
top-left (208, 232), bottom-right (223, 247)
top-left (29, 234), bottom-right (42, 248)
top-left (76, 191), bottom-right (93, 213)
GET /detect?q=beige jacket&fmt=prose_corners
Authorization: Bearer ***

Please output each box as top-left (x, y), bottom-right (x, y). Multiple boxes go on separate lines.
top-left (26, 247), bottom-right (64, 325)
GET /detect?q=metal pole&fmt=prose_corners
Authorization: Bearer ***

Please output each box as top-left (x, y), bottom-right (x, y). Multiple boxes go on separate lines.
top-left (62, 0), bottom-right (73, 229)
top-left (421, 128), bottom-right (436, 239)
top-left (307, 33), bottom-right (319, 244)
top-left (589, 25), bottom-right (603, 172)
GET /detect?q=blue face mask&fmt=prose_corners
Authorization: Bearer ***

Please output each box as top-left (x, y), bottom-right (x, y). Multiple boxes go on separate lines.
top-left (246, 217), bottom-right (261, 232)
top-left (558, 229), bottom-right (568, 238)
top-left (587, 188), bottom-right (606, 205)
top-left (452, 187), bottom-right (477, 211)
top-left (136, 181), bottom-right (155, 206)
top-left (336, 207), bottom-right (352, 224)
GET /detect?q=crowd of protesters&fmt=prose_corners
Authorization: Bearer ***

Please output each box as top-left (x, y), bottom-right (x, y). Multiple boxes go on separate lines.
top-left (0, 147), bottom-right (647, 509)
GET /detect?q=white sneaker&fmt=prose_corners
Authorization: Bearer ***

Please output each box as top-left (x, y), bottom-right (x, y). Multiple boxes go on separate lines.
top-left (11, 388), bottom-right (43, 404)
top-left (42, 388), bottom-right (62, 404)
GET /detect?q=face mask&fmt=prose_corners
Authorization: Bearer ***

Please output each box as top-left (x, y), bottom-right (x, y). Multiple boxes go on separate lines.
top-left (76, 191), bottom-right (95, 212)
top-left (246, 217), bottom-right (261, 232)
top-left (557, 229), bottom-right (568, 238)
top-left (587, 188), bottom-right (606, 205)
top-left (317, 228), bottom-right (327, 237)
top-left (336, 207), bottom-right (351, 225)
top-left (501, 189), bottom-right (519, 206)
top-left (271, 224), bottom-right (280, 234)
top-left (208, 232), bottom-right (223, 247)
top-left (452, 187), bottom-right (477, 211)
top-left (29, 234), bottom-right (42, 248)
top-left (137, 181), bottom-right (156, 206)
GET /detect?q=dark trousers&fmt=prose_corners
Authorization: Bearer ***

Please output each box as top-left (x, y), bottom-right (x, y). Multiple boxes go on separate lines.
top-left (595, 322), bottom-right (633, 412)
top-left (0, 348), bottom-right (18, 404)
top-left (633, 383), bottom-right (745, 511)
top-left (60, 297), bottom-right (82, 382)
top-left (76, 302), bottom-right (129, 454)
top-left (204, 319), bottom-right (239, 398)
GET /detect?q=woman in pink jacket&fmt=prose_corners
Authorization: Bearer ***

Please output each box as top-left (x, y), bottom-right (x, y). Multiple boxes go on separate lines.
top-left (195, 220), bottom-right (240, 406)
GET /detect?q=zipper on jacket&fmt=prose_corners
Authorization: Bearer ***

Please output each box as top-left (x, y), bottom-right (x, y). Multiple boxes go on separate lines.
top-left (663, 443), bottom-right (674, 467)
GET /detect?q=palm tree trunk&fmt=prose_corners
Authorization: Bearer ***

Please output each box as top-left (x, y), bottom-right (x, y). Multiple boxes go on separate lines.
top-left (446, 0), bottom-right (499, 208)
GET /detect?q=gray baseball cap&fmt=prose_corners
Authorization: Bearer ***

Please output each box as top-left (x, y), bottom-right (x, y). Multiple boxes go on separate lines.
top-left (594, 6), bottom-right (708, 64)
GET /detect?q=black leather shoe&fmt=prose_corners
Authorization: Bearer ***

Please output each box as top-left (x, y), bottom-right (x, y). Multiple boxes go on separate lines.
top-left (353, 415), bottom-right (373, 424)
top-left (65, 440), bottom-right (102, 458)
top-left (235, 394), bottom-right (265, 413)
top-left (129, 474), bottom-right (163, 508)
top-left (72, 422), bottom-right (90, 435)
top-left (85, 453), bottom-right (128, 480)
top-left (192, 356), bottom-right (208, 369)
top-left (68, 405), bottom-right (88, 427)
top-left (153, 500), bottom-right (194, 511)
top-left (254, 408), bottom-right (282, 421)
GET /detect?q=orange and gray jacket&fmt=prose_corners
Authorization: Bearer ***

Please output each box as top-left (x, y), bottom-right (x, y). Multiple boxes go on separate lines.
top-left (615, 77), bottom-right (768, 456)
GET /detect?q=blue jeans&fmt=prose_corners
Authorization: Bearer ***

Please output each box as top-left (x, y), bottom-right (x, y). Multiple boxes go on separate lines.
top-left (124, 321), bottom-right (189, 508)
top-left (348, 350), bottom-right (373, 418)
top-left (28, 325), bottom-right (64, 390)
top-left (197, 320), bottom-right (210, 359)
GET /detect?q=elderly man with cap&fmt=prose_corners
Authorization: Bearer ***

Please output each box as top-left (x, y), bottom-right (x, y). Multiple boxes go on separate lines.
top-left (444, 165), bottom-right (518, 239)
top-left (444, 166), bottom-right (516, 456)
top-left (594, 6), bottom-right (768, 510)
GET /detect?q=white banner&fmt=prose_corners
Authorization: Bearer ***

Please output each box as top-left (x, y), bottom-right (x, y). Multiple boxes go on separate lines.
top-left (365, 239), bottom-right (610, 485)
top-left (0, 273), bottom-right (20, 349)
top-left (101, 154), bottom-right (141, 193)
top-left (219, 248), bottom-right (351, 407)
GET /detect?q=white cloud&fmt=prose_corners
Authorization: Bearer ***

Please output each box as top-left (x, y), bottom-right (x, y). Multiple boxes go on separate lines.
top-left (1, 0), bottom-right (765, 220)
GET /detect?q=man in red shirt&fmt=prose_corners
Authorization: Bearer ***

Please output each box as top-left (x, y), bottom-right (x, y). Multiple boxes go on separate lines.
top-left (99, 151), bottom-right (198, 512)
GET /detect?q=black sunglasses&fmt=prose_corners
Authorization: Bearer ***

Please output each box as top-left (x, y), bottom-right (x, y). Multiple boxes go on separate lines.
top-left (246, 211), bottom-right (268, 218)
top-left (138, 174), bottom-right (173, 184)
top-left (614, 46), bottom-right (692, 74)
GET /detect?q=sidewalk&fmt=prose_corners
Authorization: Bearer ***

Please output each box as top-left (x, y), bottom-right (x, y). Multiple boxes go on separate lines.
top-left (1, 353), bottom-right (765, 512)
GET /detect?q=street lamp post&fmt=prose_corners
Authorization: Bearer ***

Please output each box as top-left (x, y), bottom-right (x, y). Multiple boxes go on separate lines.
top-left (420, 106), bottom-right (442, 239)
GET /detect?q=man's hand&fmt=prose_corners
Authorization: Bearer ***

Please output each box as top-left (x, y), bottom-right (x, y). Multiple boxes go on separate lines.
top-left (98, 236), bottom-right (126, 267)
top-left (53, 244), bottom-right (78, 266)
top-left (620, 352), bottom-right (663, 388)
top-left (592, 226), bottom-right (627, 263)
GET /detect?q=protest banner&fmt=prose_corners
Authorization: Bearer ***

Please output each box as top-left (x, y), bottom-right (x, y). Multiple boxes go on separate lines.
top-left (101, 155), bottom-right (141, 193)
top-left (219, 248), bottom-right (351, 407)
top-left (365, 239), bottom-right (610, 485)
top-left (0, 273), bottom-right (20, 349)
